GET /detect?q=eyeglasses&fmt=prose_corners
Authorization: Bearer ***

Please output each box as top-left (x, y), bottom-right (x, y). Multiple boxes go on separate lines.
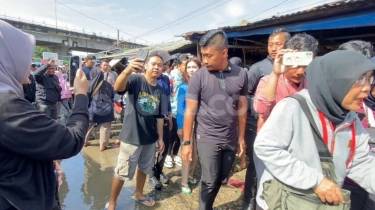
top-left (356, 75), bottom-right (374, 86)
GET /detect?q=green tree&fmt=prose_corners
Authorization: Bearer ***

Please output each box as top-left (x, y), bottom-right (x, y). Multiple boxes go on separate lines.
top-left (33, 46), bottom-right (50, 61)
top-left (123, 46), bottom-right (130, 52)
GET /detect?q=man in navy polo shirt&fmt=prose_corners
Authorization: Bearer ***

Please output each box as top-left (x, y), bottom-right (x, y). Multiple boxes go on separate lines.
top-left (181, 29), bottom-right (248, 210)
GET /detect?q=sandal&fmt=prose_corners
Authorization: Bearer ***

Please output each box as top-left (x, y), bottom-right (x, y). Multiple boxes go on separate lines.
top-left (113, 140), bottom-right (121, 148)
top-left (132, 195), bottom-right (155, 207)
top-left (188, 177), bottom-right (198, 186)
top-left (100, 145), bottom-right (112, 152)
top-left (83, 142), bottom-right (90, 147)
top-left (181, 184), bottom-right (192, 195)
top-left (232, 164), bottom-right (246, 172)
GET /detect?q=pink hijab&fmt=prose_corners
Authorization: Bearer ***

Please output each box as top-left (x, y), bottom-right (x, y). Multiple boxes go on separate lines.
top-left (0, 20), bottom-right (35, 97)
top-left (55, 71), bottom-right (71, 99)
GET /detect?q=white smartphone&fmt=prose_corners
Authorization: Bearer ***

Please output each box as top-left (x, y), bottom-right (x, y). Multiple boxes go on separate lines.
top-left (282, 51), bottom-right (313, 66)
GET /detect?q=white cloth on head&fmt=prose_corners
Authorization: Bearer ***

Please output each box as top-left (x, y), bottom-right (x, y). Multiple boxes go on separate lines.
top-left (0, 20), bottom-right (35, 96)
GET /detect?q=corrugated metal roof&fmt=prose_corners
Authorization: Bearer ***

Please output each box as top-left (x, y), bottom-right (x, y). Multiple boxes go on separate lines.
top-left (182, 0), bottom-right (372, 38)
top-left (101, 39), bottom-right (193, 59)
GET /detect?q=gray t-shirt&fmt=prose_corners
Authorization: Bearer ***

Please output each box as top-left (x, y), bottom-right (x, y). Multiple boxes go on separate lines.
top-left (186, 63), bottom-right (248, 143)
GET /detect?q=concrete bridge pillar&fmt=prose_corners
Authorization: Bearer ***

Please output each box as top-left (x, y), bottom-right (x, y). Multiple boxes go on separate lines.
top-left (49, 46), bottom-right (70, 60)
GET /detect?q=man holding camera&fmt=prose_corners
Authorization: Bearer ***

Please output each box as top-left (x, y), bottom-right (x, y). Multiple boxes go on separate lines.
top-left (253, 33), bottom-right (318, 130)
top-left (107, 51), bottom-right (166, 209)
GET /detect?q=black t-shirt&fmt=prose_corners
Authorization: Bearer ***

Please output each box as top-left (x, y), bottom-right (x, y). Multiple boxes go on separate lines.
top-left (118, 74), bottom-right (166, 145)
top-left (186, 63), bottom-right (248, 143)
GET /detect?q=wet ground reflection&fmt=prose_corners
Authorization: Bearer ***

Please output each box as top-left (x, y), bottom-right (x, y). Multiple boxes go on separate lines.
top-left (59, 145), bottom-right (136, 210)
top-left (58, 138), bottom-right (244, 210)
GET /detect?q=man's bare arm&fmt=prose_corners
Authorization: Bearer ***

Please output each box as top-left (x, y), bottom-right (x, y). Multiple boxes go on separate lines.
top-left (237, 95), bottom-right (247, 140)
top-left (262, 71), bottom-right (281, 100)
top-left (182, 99), bottom-right (198, 140)
top-left (114, 58), bottom-right (144, 92)
top-left (156, 118), bottom-right (164, 140)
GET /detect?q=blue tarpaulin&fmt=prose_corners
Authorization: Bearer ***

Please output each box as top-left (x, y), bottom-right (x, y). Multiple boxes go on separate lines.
top-left (191, 9), bottom-right (375, 39)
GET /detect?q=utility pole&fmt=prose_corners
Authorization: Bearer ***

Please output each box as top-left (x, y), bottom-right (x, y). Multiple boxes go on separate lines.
top-left (55, 0), bottom-right (57, 30)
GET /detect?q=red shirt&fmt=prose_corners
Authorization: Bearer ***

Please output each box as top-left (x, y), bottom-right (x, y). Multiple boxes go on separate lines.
top-left (254, 74), bottom-right (306, 129)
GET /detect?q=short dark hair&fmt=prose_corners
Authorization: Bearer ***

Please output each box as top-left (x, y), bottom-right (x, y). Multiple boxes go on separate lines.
top-left (269, 28), bottom-right (291, 41)
top-left (31, 64), bottom-right (36, 68)
top-left (101, 59), bottom-right (110, 63)
top-left (145, 54), bottom-right (163, 64)
top-left (85, 54), bottom-right (96, 61)
top-left (199, 29), bottom-right (228, 50)
top-left (338, 40), bottom-right (375, 59)
top-left (284, 33), bottom-right (319, 55)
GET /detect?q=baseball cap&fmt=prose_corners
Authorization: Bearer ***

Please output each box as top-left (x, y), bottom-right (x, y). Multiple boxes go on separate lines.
top-left (149, 50), bottom-right (172, 65)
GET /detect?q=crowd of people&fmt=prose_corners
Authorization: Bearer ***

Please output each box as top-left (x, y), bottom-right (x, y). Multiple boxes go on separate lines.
top-left (2, 17), bottom-right (375, 210)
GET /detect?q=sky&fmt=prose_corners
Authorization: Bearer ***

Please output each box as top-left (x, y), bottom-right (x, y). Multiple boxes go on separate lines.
top-left (0, 0), bottom-right (339, 47)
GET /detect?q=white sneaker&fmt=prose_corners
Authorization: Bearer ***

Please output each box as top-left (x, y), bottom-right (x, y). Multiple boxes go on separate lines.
top-left (164, 155), bottom-right (174, 168)
top-left (174, 156), bottom-right (182, 167)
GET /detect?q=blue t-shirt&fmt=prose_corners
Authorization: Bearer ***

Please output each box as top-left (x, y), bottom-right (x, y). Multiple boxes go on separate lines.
top-left (82, 66), bottom-right (92, 80)
top-left (170, 70), bottom-right (183, 116)
top-left (176, 82), bottom-right (187, 129)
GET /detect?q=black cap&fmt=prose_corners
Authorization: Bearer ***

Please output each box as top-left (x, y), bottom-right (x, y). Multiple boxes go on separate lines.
top-left (85, 54), bottom-right (96, 60)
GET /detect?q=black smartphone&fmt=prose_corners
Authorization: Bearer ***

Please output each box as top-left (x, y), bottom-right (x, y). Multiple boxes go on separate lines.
top-left (135, 49), bottom-right (149, 73)
top-left (69, 56), bottom-right (80, 87)
top-left (136, 49), bottom-right (149, 61)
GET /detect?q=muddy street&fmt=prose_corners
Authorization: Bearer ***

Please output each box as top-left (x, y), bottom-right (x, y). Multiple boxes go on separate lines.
top-left (58, 124), bottom-right (246, 210)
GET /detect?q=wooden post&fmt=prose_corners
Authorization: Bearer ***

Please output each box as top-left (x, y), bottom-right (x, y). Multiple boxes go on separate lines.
top-left (242, 48), bottom-right (246, 66)
top-left (196, 41), bottom-right (201, 60)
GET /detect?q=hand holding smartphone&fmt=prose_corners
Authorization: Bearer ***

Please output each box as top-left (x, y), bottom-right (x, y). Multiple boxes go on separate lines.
top-left (69, 56), bottom-right (81, 87)
top-left (282, 51), bottom-right (313, 66)
top-left (135, 49), bottom-right (149, 73)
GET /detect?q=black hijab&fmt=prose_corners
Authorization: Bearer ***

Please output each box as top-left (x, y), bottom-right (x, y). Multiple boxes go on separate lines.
top-left (87, 67), bottom-right (104, 97)
top-left (307, 50), bottom-right (375, 125)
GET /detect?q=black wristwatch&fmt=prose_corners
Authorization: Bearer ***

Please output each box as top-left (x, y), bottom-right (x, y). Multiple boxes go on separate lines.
top-left (182, 140), bottom-right (191, 145)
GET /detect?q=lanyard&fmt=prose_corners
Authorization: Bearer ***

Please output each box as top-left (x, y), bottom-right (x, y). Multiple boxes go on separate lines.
top-left (317, 110), bottom-right (356, 168)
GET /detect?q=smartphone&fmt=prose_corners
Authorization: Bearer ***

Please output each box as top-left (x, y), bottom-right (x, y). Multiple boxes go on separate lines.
top-left (69, 56), bottom-right (80, 87)
top-left (135, 49), bottom-right (149, 73)
top-left (136, 49), bottom-right (149, 61)
top-left (282, 51), bottom-right (313, 66)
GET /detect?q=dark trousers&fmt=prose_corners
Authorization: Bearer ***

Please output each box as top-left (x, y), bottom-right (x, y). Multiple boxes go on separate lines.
top-left (168, 117), bottom-right (180, 156)
top-left (197, 140), bottom-right (237, 210)
top-left (243, 125), bottom-right (258, 206)
top-left (36, 103), bottom-right (58, 120)
top-left (343, 182), bottom-right (369, 210)
top-left (150, 120), bottom-right (170, 178)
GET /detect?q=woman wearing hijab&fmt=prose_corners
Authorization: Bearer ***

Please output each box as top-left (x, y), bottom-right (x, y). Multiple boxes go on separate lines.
top-left (0, 20), bottom-right (89, 210)
top-left (84, 67), bottom-right (115, 151)
top-left (253, 51), bottom-right (375, 210)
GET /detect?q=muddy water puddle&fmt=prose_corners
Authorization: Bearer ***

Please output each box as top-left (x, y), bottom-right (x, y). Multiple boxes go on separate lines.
top-left (58, 138), bottom-right (244, 210)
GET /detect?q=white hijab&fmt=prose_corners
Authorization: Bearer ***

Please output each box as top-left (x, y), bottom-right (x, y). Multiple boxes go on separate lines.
top-left (0, 20), bottom-right (35, 97)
